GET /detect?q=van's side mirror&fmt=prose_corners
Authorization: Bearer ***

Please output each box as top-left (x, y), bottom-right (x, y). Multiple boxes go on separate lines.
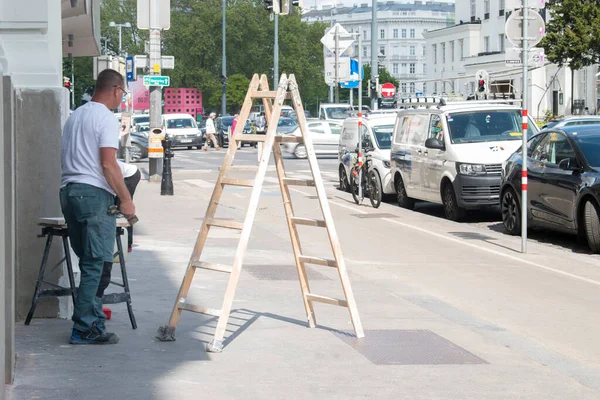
top-left (425, 137), bottom-right (444, 150)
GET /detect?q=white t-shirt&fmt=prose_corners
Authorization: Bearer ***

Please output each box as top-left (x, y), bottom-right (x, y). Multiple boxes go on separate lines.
top-left (205, 118), bottom-right (216, 134)
top-left (61, 102), bottom-right (119, 195)
top-left (117, 160), bottom-right (138, 178)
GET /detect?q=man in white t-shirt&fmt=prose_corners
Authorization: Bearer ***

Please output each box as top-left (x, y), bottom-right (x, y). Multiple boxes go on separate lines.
top-left (203, 112), bottom-right (221, 151)
top-left (60, 69), bottom-right (135, 345)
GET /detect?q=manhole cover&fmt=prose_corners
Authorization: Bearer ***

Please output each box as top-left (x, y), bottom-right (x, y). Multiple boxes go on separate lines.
top-left (245, 264), bottom-right (329, 280)
top-left (352, 213), bottom-right (399, 219)
top-left (333, 329), bottom-right (487, 365)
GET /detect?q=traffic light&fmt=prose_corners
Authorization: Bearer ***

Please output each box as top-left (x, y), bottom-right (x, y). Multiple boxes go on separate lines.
top-left (63, 77), bottom-right (72, 92)
top-left (475, 69), bottom-right (489, 95)
top-left (478, 79), bottom-right (486, 93)
top-left (369, 81), bottom-right (377, 97)
top-left (264, 0), bottom-right (280, 14)
top-left (220, 75), bottom-right (228, 85)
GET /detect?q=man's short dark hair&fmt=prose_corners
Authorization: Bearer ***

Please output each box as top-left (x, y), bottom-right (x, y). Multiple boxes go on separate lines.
top-left (95, 69), bottom-right (124, 93)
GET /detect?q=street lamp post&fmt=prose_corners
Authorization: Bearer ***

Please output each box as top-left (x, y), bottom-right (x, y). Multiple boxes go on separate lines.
top-left (109, 21), bottom-right (132, 56)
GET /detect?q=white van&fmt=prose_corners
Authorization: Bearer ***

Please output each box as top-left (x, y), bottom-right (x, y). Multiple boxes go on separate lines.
top-left (162, 113), bottom-right (203, 149)
top-left (338, 114), bottom-right (396, 195)
top-left (390, 98), bottom-right (539, 220)
top-left (319, 103), bottom-right (353, 121)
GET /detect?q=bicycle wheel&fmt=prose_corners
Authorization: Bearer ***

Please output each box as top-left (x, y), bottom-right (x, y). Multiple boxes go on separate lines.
top-left (368, 170), bottom-right (382, 209)
top-left (350, 170), bottom-right (362, 205)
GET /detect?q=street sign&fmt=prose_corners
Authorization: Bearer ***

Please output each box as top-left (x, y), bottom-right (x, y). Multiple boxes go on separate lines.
top-left (340, 59), bottom-right (364, 89)
top-left (137, 0), bottom-right (171, 30)
top-left (134, 55), bottom-right (175, 70)
top-left (505, 47), bottom-right (545, 67)
top-left (320, 23), bottom-right (355, 54)
top-left (381, 83), bottom-right (396, 98)
top-left (143, 75), bottom-right (170, 87)
top-left (126, 56), bottom-right (135, 82)
top-left (324, 57), bottom-right (351, 85)
top-left (505, 8), bottom-right (546, 48)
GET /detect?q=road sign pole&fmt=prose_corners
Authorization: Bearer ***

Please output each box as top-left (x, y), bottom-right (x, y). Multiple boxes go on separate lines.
top-left (149, 0), bottom-right (163, 182)
top-left (335, 24), bottom-right (340, 103)
top-left (370, 0), bottom-right (378, 110)
top-left (521, 0), bottom-right (529, 253)
top-left (358, 25), bottom-right (362, 112)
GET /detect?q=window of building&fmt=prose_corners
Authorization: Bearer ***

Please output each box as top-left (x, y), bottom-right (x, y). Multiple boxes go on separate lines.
top-left (423, 63), bottom-right (427, 74)
top-left (499, 34), bottom-right (505, 51)
top-left (410, 46), bottom-right (416, 56)
top-left (432, 44), bottom-right (437, 64)
top-left (410, 82), bottom-right (415, 93)
top-left (393, 28), bottom-right (399, 38)
top-left (401, 82), bottom-right (407, 93)
top-left (484, 0), bottom-right (490, 19)
top-left (402, 28), bottom-right (407, 38)
top-left (484, 36), bottom-right (490, 52)
top-left (450, 41), bottom-right (455, 62)
top-left (410, 63), bottom-right (416, 74)
top-left (441, 43), bottom-right (446, 63)
top-left (434, 82), bottom-right (438, 94)
top-left (379, 46), bottom-right (385, 56)
top-left (363, 30), bottom-right (367, 40)
top-left (410, 28), bottom-right (415, 38)
top-left (393, 63), bottom-right (399, 74)
top-left (401, 63), bottom-right (407, 74)
top-left (499, 0), bottom-right (505, 15)
top-left (363, 46), bottom-right (368, 57)
top-left (459, 39), bottom-right (464, 60)
top-left (470, 0), bottom-right (476, 21)
top-left (422, 45), bottom-right (427, 57)
top-left (423, 83), bottom-right (427, 94)
top-left (380, 29), bottom-right (385, 39)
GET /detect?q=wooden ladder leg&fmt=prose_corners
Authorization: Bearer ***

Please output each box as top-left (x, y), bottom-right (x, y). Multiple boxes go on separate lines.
top-left (273, 142), bottom-right (316, 328)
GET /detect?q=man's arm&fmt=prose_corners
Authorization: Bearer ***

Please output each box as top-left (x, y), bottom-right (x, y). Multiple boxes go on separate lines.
top-left (100, 147), bottom-right (135, 218)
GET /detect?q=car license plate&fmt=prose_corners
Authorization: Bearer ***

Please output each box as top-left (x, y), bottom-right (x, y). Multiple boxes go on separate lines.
top-left (180, 139), bottom-right (192, 143)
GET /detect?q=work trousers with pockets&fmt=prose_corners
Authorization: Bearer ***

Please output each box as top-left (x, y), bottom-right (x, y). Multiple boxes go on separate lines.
top-left (60, 183), bottom-right (116, 332)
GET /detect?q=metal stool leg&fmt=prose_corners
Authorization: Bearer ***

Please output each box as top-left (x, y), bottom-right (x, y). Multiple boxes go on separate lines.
top-left (116, 228), bottom-right (137, 329)
top-left (25, 234), bottom-right (53, 325)
top-left (61, 235), bottom-right (78, 303)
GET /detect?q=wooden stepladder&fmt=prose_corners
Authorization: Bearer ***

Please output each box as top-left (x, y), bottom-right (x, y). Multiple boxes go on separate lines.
top-left (157, 73), bottom-right (364, 352)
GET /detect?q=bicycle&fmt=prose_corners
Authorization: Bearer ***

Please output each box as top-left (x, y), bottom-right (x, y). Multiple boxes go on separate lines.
top-left (350, 151), bottom-right (382, 208)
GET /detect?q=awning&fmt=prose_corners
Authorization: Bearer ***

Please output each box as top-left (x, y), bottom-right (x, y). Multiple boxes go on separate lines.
top-left (61, 0), bottom-right (101, 57)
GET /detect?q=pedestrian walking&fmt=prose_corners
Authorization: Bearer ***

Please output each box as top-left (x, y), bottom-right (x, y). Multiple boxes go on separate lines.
top-left (60, 68), bottom-right (135, 345)
top-left (203, 112), bottom-right (221, 151)
top-left (231, 114), bottom-right (240, 148)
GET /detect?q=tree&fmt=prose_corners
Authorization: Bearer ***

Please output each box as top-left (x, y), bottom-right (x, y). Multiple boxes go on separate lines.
top-left (540, 0), bottom-right (600, 111)
top-left (208, 74), bottom-right (250, 112)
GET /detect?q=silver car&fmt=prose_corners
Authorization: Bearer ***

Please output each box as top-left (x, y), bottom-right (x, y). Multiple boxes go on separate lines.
top-left (280, 120), bottom-right (343, 158)
top-left (540, 116), bottom-right (600, 130)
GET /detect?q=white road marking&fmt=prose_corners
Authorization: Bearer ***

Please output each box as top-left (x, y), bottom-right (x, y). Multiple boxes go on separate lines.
top-left (183, 179), bottom-right (214, 188)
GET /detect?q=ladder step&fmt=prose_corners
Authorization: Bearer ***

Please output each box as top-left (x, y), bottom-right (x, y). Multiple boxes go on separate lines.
top-left (205, 218), bottom-right (244, 230)
top-left (275, 135), bottom-right (304, 143)
top-left (236, 134), bottom-right (267, 142)
top-left (251, 90), bottom-right (278, 99)
top-left (291, 217), bottom-right (326, 228)
top-left (191, 261), bottom-right (232, 273)
top-left (305, 294), bottom-right (348, 307)
top-left (178, 302), bottom-right (222, 317)
top-left (298, 255), bottom-right (337, 267)
top-left (283, 178), bottom-right (315, 187)
top-left (221, 177), bottom-right (255, 187)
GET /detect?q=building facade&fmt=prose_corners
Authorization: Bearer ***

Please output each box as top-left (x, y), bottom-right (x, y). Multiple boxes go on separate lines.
top-left (423, 0), bottom-right (598, 118)
top-left (302, 1), bottom-right (455, 96)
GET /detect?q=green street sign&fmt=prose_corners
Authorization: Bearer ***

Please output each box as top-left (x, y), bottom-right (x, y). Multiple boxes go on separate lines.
top-left (143, 75), bottom-right (170, 87)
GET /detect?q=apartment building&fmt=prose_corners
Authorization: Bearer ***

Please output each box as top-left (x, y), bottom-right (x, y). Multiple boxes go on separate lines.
top-left (302, 1), bottom-right (455, 95)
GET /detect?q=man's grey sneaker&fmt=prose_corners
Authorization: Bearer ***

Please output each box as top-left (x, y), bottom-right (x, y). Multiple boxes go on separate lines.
top-left (69, 324), bottom-right (119, 345)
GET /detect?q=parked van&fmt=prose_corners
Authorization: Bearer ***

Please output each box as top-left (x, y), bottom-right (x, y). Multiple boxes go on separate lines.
top-left (338, 114), bottom-right (396, 195)
top-left (162, 113), bottom-right (203, 149)
top-left (319, 103), bottom-right (353, 121)
top-left (390, 97), bottom-right (539, 220)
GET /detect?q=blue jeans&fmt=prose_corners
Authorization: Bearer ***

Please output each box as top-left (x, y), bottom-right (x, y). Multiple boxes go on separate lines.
top-left (60, 183), bottom-right (116, 332)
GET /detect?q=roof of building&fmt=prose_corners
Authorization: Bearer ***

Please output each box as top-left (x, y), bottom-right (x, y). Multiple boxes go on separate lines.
top-left (302, 2), bottom-right (455, 19)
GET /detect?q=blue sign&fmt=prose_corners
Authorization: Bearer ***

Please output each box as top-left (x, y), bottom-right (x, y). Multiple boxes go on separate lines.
top-left (340, 59), bottom-right (364, 89)
top-left (126, 56), bottom-right (135, 82)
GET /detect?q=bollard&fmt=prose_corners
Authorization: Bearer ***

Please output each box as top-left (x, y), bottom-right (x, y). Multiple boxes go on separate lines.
top-left (161, 137), bottom-right (174, 196)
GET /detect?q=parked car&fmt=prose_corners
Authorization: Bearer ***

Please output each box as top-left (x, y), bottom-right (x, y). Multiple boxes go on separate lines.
top-left (390, 97), bottom-right (539, 221)
top-left (540, 116), bottom-right (600, 130)
top-left (280, 120), bottom-right (342, 158)
top-left (162, 113), bottom-right (203, 149)
top-left (500, 125), bottom-right (600, 252)
top-left (129, 123), bottom-right (149, 161)
top-left (215, 116), bottom-right (233, 147)
top-left (338, 114), bottom-right (395, 196)
top-left (276, 117), bottom-right (298, 134)
top-left (319, 103), bottom-right (353, 121)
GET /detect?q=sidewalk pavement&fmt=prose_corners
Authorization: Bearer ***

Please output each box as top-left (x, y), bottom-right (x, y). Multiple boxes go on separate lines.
top-left (8, 165), bottom-right (600, 400)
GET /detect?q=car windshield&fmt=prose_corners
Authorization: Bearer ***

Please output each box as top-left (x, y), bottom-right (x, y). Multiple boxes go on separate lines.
top-left (326, 107), bottom-right (352, 120)
top-left (133, 116), bottom-right (149, 125)
top-left (278, 118), bottom-right (297, 126)
top-left (166, 118), bottom-right (197, 129)
top-left (574, 134), bottom-right (600, 168)
top-left (221, 117), bottom-right (234, 127)
top-left (446, 110), bottom-right (535, 144)
top-left (372, 124), bottom-right (394, 149)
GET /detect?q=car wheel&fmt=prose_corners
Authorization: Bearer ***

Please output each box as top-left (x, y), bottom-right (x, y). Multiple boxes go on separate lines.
top-left (187, 146), bottom-right (192, 150)
top-left (196, 146), bottom-right (202, 150)
top-left (129, 143), bottom-right (143, 162)
top-left (294, 144), bottom-right (307, 159)
top-left (442, 183), bottom-right (466, 221)
top-left (584, 200), bottom-right (600, 253)
top-left (501, 188), bottom-right (521, 235)
top-left (395, 175), bottom-right (415, 210)
top-left (339, 166), bottom-right (350, 192)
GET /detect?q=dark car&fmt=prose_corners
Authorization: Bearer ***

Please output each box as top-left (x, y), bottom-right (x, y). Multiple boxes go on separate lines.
top-left (215, 116), bottom-right (233, 147)
top-left (276, 117), bottom-right (298, 134)
top-left (129, 123), bottom-right (149, 161)
top-left (500, 125), bottom-right (600, 252)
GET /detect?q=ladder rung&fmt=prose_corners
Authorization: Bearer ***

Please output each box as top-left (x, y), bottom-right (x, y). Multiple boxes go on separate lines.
top-left (236, 134), bottom-right (267, 142)
top-left (178, 302), bottom-right (222, 317)
top-left (283, 178), bottom-right (315, 187)
top-left (251, 90), bottom-right (278, 98)
top-left (275, 135), bottom-right (304, 143)
top-left (221, 177), bottom-right (254, 187)
top-left (291, 217), bottom-right (326, 228)
top-left (305, 294), bottom-right (348, 307)
top-left (298, 255), bottom-right (337, 267)
top-left (205, 218), bottom-right (244, 230)
top-left (191, 261), bottom-right (232, 273)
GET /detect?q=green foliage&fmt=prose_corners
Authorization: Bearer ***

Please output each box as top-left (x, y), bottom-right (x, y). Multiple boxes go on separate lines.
top-left (540, 0), bottom-right (600, 70)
